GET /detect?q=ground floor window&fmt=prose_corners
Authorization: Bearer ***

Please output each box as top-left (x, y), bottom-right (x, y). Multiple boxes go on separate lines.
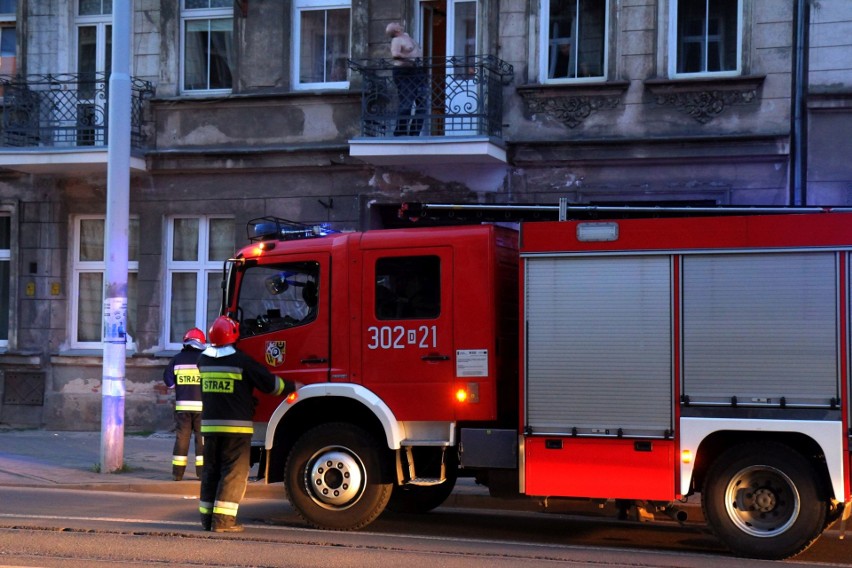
top-left (165, 216), bottom-right (233, 349)
top-left (70, 216), bottom-right (139, 349)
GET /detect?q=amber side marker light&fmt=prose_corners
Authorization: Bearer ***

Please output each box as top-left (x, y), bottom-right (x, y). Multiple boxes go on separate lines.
top-left (454, 383), bottom-right (480, 404)
top-left (681, 449), bottom-right (693, 464)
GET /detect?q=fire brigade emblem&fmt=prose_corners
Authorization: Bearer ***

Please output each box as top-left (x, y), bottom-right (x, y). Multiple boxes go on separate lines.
top-left (265, 341), bottom-right (286, 367)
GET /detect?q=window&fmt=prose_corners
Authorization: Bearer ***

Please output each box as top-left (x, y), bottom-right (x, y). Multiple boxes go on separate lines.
top-left (0, 213), bottom-right (10, 348)
top-left (375, 256), bottom-right (440, 320)
top-left (0, 0), bottom-right (15, 78)
top-left (671, 0), bottom-right (741, 76)
top-left (237, 262), bottom-right (320, 336)
top-left (181, 0), bottom-right (234, 93)
top-left (541, 0), bottom-right (607, 81)
top-left (165, 217), bottom-right (233, 349)
top-left (76, 1), bottom-right (111, 145)
top-left (70, 216), bottom-right (139, 349)
top-left (294, 0), bottom-right (350, 90)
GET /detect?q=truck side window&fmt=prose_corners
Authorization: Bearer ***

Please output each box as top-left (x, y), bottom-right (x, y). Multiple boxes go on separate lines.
top-left (237, 261), bottom-right (319, 336)
top-left (375, 256), bottom-right (440, 320)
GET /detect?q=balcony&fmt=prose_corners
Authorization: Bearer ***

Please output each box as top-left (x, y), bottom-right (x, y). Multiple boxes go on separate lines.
top-left (348, 55), bottom-right (513, 166)
top-left (0, 73), bottom-right (154, 174)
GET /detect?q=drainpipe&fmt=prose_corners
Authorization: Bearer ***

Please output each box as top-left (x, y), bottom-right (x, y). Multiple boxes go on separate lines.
top-left (790, 0), bottom-right (809, 206)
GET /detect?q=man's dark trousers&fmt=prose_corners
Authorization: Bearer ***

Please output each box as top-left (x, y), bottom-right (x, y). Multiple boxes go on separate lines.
top-left (199, 434), bottom-right (251, 531)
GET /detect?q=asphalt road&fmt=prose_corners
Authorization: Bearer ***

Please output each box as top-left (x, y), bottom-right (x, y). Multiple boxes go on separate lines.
top-left (0, 486), bottom-right (850, 567)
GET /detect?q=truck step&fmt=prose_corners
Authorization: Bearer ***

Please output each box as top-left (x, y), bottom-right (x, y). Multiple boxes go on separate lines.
top-left (407, 477), bottom-right (446, 487)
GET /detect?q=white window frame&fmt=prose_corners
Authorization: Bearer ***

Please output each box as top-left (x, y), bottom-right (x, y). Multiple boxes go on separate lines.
top-left (293, 0), bottom-right (351, 91)
top-left (164, 216), bottom-right (233, 351)
top-left (180, 0), bottom-right (234, 95)
top-left (668, 0), bottom-right (742, 78)
top-left (69, 215), bottom-right (139, 350)
top-left (539, 0), bottom-right (609, 84)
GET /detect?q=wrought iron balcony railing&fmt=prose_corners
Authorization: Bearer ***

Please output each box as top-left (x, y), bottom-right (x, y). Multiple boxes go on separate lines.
top-left (0, 73), bottom-right (154, 149)
top-left (348, 55), bottom-right (513, 139)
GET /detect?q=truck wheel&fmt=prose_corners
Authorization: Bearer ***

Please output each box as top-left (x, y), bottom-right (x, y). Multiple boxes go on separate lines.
top-left (702, 442), bottom-right (827, 560)
top-left (285, 423), bottom-right (392, 530)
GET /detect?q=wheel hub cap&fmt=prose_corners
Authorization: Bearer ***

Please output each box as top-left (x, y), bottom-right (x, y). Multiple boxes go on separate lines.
top-left (308, 450), bottom-right (364, 507)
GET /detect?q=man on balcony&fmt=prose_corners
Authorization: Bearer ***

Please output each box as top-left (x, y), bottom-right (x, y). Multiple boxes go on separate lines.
top-left (386, 22), bottom-right (426, 136)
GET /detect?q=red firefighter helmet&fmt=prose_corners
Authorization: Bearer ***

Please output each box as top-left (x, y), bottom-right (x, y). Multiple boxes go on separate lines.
top-left (208, 316), bottom-right (239, 347)
top-left (182, 327), bottom-right (206, 349)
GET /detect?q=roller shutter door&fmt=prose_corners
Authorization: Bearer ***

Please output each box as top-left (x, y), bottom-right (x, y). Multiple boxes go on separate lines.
top-left (682, 252), bottom-right (838, 406)
top-left (525, 255), bottom-right (673, 436)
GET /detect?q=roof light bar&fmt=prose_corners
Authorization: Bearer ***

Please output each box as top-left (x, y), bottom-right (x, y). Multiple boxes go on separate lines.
top-left (247, 217), bottom-right (336, 243)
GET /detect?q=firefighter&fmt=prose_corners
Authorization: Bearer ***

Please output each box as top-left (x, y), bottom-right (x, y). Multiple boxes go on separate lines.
top-left (197, 315), bottom-right (297, 532)
top-left (163, 327), bottom-right (206, 481)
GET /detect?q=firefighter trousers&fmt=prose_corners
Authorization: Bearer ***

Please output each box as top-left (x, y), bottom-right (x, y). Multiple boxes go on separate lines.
top-left (172, 411), bottom-right (203, 480)
top-left (199, 434), bottom-right (251, 530)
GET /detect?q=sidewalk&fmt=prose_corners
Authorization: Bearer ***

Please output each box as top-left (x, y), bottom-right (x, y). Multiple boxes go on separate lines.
top-left (0, 428), bottom-right (505, 503)
top-left (0, 428), bottom-right (702, 523)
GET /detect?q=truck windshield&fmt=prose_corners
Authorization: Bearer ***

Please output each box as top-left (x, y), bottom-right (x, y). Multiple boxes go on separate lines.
top-left (237, 261), bottom-right (320, 336)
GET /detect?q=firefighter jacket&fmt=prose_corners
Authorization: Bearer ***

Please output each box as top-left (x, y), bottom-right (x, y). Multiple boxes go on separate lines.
top-left (197, 345), bottom-right (292, 435)
top-left (163, 346), bottom-right (204, 413)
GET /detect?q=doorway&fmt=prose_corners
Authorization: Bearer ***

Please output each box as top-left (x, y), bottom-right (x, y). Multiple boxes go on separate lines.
top-left (418, 0), bottom-right (479, 135)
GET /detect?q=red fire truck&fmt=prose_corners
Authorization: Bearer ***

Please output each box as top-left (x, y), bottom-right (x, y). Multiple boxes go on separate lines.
top-left (222, 205), bottom-right (851, 559)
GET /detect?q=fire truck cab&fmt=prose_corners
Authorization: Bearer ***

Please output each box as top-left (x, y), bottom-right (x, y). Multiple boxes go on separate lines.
top-left (221, 210), bottom-right (852, 560)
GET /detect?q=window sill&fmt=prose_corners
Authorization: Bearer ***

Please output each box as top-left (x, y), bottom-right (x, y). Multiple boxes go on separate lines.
top-left (50, 351), bottom-right (170, 367)
top-left (644, 74), bottom-right (765, 95)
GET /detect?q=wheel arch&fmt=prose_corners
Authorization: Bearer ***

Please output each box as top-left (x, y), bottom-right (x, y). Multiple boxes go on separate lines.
top-left (263, 384), bottom-right (402, 484)
top-left (680, 417), bottom-right (842, 501)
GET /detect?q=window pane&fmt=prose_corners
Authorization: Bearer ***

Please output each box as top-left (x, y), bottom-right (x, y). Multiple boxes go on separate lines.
top-left (207, 271), bottom-right (222, 329)
top-left (548, 0), bottom-right (605, 79)
top-left (0, 0), bottom-right (15, 14)
top-left (79, 219), bottom-right (104, 261)
top-left (185, 0), bottom-right (231, 8)
top-left (78, 272), bottom-right (103, 342)
top-left (453, 2), bottom-right (476, 58)
top-left (184, 20), bottom-right (209, 90)
top-left (326, 9), bottom-right (350, 82)
top-left (238, 262), bottom-right (320, 334)
top-left (185, 18), bottom-right (233, 90)
top-left (0, 215), bottom-right (9, 248)
top-left (78, 0), bottom-right (110, 15)
top-left (208, 18), bottom-right (234, 89)
top-left (677, 0), bottom-right (738, 73)
top-left (208, 218), bottom-right (232, 261)
top-left (170, 273), bottom-right (198, 343)
top-left (0, 260), bottom-right (8, 340)
top-left (128, 217), bottom-right (138, 262)
top-left (173, 218), bottom-right (200, 261)
top-left (299, 9), bottom-right (350, 84)
top-left (1, 27), bottom-right (15, 55)
top-left (127, 271), bottom-right (137, 339)
top-left (0, 27), bottom-right (15, 76)
top-left (375, 256), bottom-right (440, 320)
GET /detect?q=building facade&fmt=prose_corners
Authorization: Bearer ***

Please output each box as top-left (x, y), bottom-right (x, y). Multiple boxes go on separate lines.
top-left (0, 0), bottom-right (849, 430)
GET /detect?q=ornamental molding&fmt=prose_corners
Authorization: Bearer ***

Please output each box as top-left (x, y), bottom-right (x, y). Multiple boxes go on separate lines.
top-left (645, 75), bottom-right (765, 124)
top-left (518, 82), bottom-right (628, 129)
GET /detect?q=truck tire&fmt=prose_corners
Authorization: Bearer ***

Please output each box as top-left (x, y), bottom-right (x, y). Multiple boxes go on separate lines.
top-left (285, 423), bottom-right (392, 530)
top-left (386, 478), bottom-right (457, 514)
top-left (702, 442), bottom-right (827, 560)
